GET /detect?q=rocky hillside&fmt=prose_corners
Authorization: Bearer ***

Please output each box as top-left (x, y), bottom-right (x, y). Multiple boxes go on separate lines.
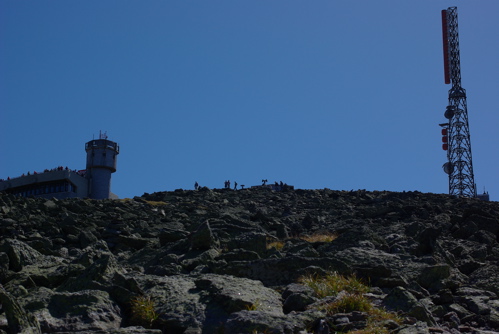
top-left (0, 187), bottom-right (498, 334)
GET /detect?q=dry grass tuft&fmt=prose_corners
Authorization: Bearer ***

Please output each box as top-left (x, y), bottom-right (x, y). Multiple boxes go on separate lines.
top-left (266, 231), bottom-right (337, 250)
top-left (144, 200), bottom-right (168, 206)
top-left (266, 240), bottom-right (285, 250)
top-left (300, 231), bottom-right (338, 243)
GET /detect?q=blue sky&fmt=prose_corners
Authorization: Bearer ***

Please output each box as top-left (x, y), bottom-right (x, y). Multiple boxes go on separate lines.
top-left (1, 1), bottom-right (498, 200)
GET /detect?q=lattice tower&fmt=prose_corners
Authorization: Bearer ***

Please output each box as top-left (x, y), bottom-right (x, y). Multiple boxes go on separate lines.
top-left (440, 7), bottom-right (476, 198)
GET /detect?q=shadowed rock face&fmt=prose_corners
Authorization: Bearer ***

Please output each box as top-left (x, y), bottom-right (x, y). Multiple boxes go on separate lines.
top-left (0, 188), bottom-right (498, 333)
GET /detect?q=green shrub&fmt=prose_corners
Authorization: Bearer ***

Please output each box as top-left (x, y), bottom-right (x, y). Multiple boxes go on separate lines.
top-left (323, 293), bottom-right (372, 314)
top-left (245, 299), bottom-right (263, 311)
top-left (298, 271), bottom-right (369, 298)
top-left (298, 272), bottom-right (401, 334)
top-left (129, 295), bottom-right (159, 328)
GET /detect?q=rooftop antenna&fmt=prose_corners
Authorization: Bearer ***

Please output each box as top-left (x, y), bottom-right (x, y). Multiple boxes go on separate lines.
top-left (99, 130), bottom-right (108, 140)
top-left (440, 7), bottom-right (476, 198)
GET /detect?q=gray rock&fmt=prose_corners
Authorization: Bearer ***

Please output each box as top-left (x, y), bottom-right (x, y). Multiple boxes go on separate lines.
top-left (79, 230), bottom-right (99, 248)
top-left (0, 284), bottom-right (41, 334)
top-left (29, 289), bottom-right (121, 332)
top-left (383, 287), bottom-right (436, 326)
top-left (417, 264), bottom-right (451, 291)
top-left (229, 232), bottom-right (268, 256)
top-left (224, 310), bottom-right (313, 334)
top-left (282, 283), bottom-right (318, 313)
top-left (158, 226), bottom-right (189, 245)
top-left (55, 327), bottom-right (163, 334)
top-left (0, 239), bottom-right (43, 272)
top-left (1, 188), bottom-right (499, 332)
top-left (394, 321), bottom-right (430, 334)
top-left (283, 292), bottom-right (317, 313)
top-left (218, 248), bottom-right (260, 261)
top-left (190, 221), bottom-right (219, 250)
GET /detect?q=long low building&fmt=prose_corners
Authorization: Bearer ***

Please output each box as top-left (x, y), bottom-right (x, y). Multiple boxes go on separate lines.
top-left (0, 136), bottom-right (120, 200)
top-left (0, 169), bottom-right (90, 199)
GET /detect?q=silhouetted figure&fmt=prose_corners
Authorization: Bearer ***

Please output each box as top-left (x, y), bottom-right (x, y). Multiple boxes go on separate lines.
top-left (194, 182), bottom-right (199, 190)
top-left (234, 182), bottom-right (237, 190)
top-left (262, 179), bottom-right (267, 186)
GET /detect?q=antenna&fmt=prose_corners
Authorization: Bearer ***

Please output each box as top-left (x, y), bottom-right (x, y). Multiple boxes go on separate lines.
top-left (98, 130), bottom-right (108, 140)
top-left (440, 7), bottom-right (476, 198)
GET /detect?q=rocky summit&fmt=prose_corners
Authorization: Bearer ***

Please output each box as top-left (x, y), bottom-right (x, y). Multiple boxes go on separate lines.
top-left (0, 187), bottom-right (498, 334)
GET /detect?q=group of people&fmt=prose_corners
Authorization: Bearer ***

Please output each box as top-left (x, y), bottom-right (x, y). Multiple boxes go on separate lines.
top-left (224, 180), bottom-right (238, 190)
top-left (193, 180), bottom-right (247, 191)
top-left (191, 179), bottom-right (290, 191)
top-left (262, 179), bottom-right (287, 187)
top-left (0, 166), bottom-right (85, 183)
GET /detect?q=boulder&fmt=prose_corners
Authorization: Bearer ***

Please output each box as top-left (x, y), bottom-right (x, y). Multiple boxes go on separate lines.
top-left (0, 284), bottom-right (41, 334)
top-left (282, 283), bottom-right (318, 313)
top-left (1, 188), bottom-right (499, 332)
top-left (224, 310), bottom-right (318, 334)
top-left (27, 289), bottom-right (121, 332)
top-left (190, 221), bottom-right (219, 250)
top-left (0, 239), bottom-right (43, 272)
top-left (383, 287), bottom-right (436, 326)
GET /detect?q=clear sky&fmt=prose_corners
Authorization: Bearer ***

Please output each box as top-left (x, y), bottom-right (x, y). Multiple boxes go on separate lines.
top-left (1, 1), bottom-right (498, 200)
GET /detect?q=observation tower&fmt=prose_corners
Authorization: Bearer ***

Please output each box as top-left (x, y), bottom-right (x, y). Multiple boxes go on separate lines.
top-left (85, 132), bottom-right (120, 199)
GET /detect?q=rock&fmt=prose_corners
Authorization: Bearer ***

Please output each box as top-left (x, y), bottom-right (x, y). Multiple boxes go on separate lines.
top-left (194, 273), bottom-right (283, 314)
top-left (0, 252), bottom-right (9, 271)
top-left (383, 287), bottom-right (436, 326)
top-left (30, 289), bottom-right (121, 332)
top-left (443, 311), bottom-right (461, 329)
top-left (158, 226), bottom-right (189, 245)
top-left (224, 310), bottom-right (315, 334)
top-left (0, 284), bottom-right (41, 334)
top-left (228, 232), bottom-right (268, 256)
top-left (218, 249), bottom-right (260, 261)
top-left (469, 265), bottom-right (499, 296)
top-left (58, 253), bottom-right (123, 292)
top-left (180, 248), bottom-right (220, 271)
top-left (0, 239), bottom-right (43, 272)
top-left (394, 321), bottom-right (430, 334)
top-left (1, 188), bottom-right (499, 332)
top-left (283, 292), bottom-right (317, 313)
top-left (417, 264), bottom-right (451, 291)
top-left (190, 221), bottom-right (219, 250)
top-left (282, 283), bottom-right (318, 313)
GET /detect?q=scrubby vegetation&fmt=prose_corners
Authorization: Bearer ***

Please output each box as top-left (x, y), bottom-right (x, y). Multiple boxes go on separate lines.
top-left (266, 231), bottom-right (337, 250)
top-left (299, 272), bottom-right (401, 333)
top-left (299, 271), bottom-right (369, 298)
top-left (300, 231), bottom-right (338, 243)
top-left (2, 188), bottom-right (499, 333)
top-left (129, 295), bottom-right (159, 329)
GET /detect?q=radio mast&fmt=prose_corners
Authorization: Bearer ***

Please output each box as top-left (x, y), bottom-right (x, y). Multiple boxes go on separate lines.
top-left (440, 7), bottom-right (476, 198)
